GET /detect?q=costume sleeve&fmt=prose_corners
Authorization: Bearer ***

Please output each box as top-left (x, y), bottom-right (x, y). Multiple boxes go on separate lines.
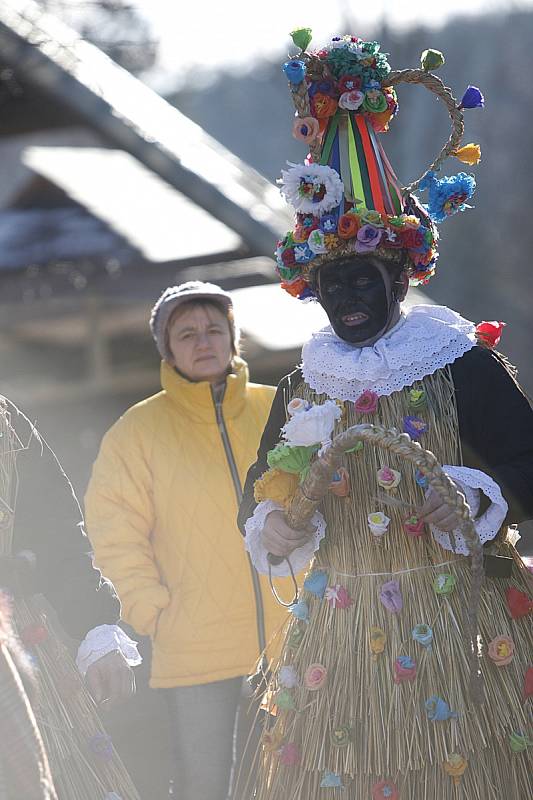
top-left (84, 414), bottom-right (170, 638)
top-left (452, 346), bottom-right (533, 526)
top-left (12, 431), bottom-right (120, 640)
top-left (237, 369), bottom-right (300, 535)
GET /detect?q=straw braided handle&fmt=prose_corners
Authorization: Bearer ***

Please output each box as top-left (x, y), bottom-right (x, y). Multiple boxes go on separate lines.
top-left (383, 69), bottom-right (464, 193)
top-left (285, 423), bottom-right (484, 703)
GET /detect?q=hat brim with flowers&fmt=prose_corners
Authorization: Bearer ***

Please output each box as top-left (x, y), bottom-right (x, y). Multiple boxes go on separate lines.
top-left (276, 30), bottom-right (484, 301)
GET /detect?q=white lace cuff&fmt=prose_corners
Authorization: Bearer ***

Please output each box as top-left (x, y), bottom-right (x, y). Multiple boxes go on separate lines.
top-left (75, 624), bottom-right (142, 677)
top-left (244, 500), bottom-right (326, 577)
top-left (430, 466), bottom-right (508, 555)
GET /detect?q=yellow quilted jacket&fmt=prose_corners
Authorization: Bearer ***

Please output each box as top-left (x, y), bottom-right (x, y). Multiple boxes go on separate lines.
top-left (85, 358), bottom-right (291, 688)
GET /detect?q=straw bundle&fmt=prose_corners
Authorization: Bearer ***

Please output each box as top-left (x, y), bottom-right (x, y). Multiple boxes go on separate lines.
top-left (0, 398), bottom-right (140, 800)
top-left (247, 368), bottom-right (533, 799)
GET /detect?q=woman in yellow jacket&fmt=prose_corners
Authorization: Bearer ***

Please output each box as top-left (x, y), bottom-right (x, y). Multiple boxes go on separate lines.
top-left (85, 281), bottom-right (293, 800)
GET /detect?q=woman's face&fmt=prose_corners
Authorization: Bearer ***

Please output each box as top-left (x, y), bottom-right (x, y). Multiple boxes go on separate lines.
top-left (167, 303), bottom-right (233, 384)
top-left (317, 257), bottom-right (394, 345)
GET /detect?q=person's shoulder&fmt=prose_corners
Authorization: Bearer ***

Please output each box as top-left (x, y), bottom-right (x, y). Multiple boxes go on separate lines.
top-left (451, 344), bottom-right (527, 395)
top-left (105, 390), bottom-right (168, 441)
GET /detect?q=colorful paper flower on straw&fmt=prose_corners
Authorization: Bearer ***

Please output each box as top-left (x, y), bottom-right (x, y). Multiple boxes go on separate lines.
top-left (281, 400), bottom-right (341, 447)
top-left (369, 627), bottom-right (387, 660)
top-left (307, 229), bottom-right (328, 254)
top-left (275, 688), bottom-right (296, 711)
top-left (279, 742), bottom-right (300, 766)
top-left (372, 779), bottom-right (399, 800)
top-left (420, 48), bottom-right (445, 71)
top-left (408, 388), bottom-right (427, 410)
top-left (415, 469), bottom-right (429, 489)
top-left (379, 580), bottom-right (403, 613)
top-left (377, 466), bottom-right (401, 490)
top-left (329, 467), bottom-right (350, 497)
top-left (89, 733), bottom-right (114, 761)
top-left (354, 389), bottom-right (379, 415)
top-left (289, 600), bottom-right (309, 622)
top-left (304, 570), bottom-right (328, 599)
top-left (338, 89), bottom-right (364, 110)
top-left (20, 622), bottom-right (49, 648)
top-left (412, 623), bottom-right (433, 650)
top-left (487, 635), bottom-right (515, 667)
top-left (325, 584), bottom-right (353, 609)
top-left (287, 624), bottom-right (304, 648)
top-left (290, 27), bottom-right (312, 51)
top-left (425, 696), bottom-right (458, 721)
top-left (267, 442), bottom-right (317, 477)
top-left (279, 163), bottom-right (344, 216)
top-left (304, 663), bottom-right (328, 690)
top-left (262, 727), bottom-right (283, 752)
top-left (443, 753), bottom-right (468, 786)
top-left (393, 655), bottom-right (417, 684)
top-left (509, 731), bottom-right (533, 752)
top-left (282, 59), bottom-right (306, 84)
top-left (453, 143), bottom-right (481, 165)
top-left (505, 586), bottom-right (533, 619)
top-left (433, 573), bottom-right (456, 596)
top-left (253, 468), bottom-right (299, 508)
top-left (355, 224), bottom-right (383, 253)
top-left (419, 171), bottom-right (476, 224)
top-left (523, 666), bottom-right (533, 701)
top-left (403, 415), bottom-right (428, 440)
top-left (320, 771), bottom-right (343, 788)
top-left (279, 665), bottom-right (299, 689)
top-left (368, 512), bottom-right (390, 538)
top-left (292, 117), bottom-right (320, 144)
top-left (338, 212), bottom-right (360, 239)
top-left (475, 320), bottom-right (506, 348)
top-left (403, 515), bottom-right (426, 538)
top-left (330, 725), bottom-right (352, 748)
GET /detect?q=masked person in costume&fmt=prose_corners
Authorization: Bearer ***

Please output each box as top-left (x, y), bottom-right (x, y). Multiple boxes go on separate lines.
top-left (238, 31), bottom-right (533, 799)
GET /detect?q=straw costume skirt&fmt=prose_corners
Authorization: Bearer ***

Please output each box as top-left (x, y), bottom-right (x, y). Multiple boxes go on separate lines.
top-left (250, 369), bottom-right (533, 799)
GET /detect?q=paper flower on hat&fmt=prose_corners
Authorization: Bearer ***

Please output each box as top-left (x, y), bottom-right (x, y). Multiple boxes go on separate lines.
top-left (459, 85), bottom-right (484, 109)
top-left (279, 665), bottom-right (299, 688)
top-left (425, 695), bottom-right (458, 721)
top-left (280, 163), bottom-right (344, 216)
top-left (304, 570), bottom-right (328, 599)
top-left (370, 627), bottom-right (387, 659)
top-left (283, 59), bottom-right (306, 84)
top-left (372, 779), bottom-right (399, 799)
top-left (419, 170), bottom-right (476, 224)
top-left (253, 468), bottom-right (299, 508)
top-left (475, 320), bottom-right (506, 348)
top-left (487, 635), bottom-right (515, 667)
top-left (292, 116), bottom-right (320, 143)
top-left (505, 586), bottom-right (533, 619)
top-left (281, 400), bottom-right (341, 447)
top-left (420, 49), bottom-right (445, 71)
top-left (453, 143), bottom-right (481, 165)
top-left (320, 771), bottom-right (343, 788)
top-left (368, 512), bottom-right (390, 537)
top-left (355, 389), bottom-right (379, 415)
top-left (443, 754), bottom-right (468, 786)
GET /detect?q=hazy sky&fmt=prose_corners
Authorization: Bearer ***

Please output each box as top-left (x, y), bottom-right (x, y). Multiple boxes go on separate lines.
top-left (133, 0), bottom-right (529, 84)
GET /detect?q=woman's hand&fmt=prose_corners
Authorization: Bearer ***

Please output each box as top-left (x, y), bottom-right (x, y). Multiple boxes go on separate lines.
top-left (260, 510), bottom-right (316, 557)
top-left (419, 485), bottom-right (464, 532)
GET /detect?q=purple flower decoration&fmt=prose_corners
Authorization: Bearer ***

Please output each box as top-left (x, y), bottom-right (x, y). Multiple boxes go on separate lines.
top-left (282, 60), bottom-right (306, 85)
top-left (355, 224), bottom-right (383, 253)
top-left (459, 85), bottom-right (484, 109)
top-left (379, 580), bottom-right (403, 614)
top-left (403, 416), bottom-right (428, 441)
top-left (320, 213), bottom-right (338, 233)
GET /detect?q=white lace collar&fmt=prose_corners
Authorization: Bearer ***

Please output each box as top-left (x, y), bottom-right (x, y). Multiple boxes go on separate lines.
top-left (301, 304), bottom-right (476, 402)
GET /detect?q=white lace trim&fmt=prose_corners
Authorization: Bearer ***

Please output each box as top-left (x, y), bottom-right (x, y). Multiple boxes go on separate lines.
top-left (244, 500), bottom-right (326, 577)
top-left (76, 624), bottom-right (142, 677)
top-left (431, 466), bottom-right (508, 555)
top-left (301, 304), bottom-right (476, 401)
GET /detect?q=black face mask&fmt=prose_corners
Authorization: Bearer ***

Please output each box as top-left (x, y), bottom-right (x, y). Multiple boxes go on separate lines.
top-left (317, 258), bottom-right (390, 344)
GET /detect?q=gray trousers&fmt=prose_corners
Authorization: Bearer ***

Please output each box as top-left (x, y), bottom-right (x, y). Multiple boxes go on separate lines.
top-left (166, 676), bottom-right (260, 800)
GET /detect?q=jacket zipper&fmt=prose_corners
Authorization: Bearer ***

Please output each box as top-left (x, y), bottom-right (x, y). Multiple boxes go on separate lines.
top-left (212, 388), bottom-right (267, 656)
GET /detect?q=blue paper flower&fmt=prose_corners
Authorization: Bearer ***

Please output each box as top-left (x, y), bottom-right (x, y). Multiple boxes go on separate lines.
top-left (298, 286), bottom-right (317, 302)
top-left (319, 214), bottom-right (338, 234)
top-left (419, 171), bottom-right (476, 224)
top-left (290, 600), bottom-right (309, 622)
top-left (459, 85), bottom-right (484, 109)
top-left (320, 770), bottom-right (343, 788)
top-left (425, 695), bottom-right (458, 721)
top-left (415, 469), bottom-right (429, 489)
top-left (412, 623), bottom-right (433, 649)
top-left (283, 59), bottom-right (307, 85)
top-left (304, 570), bottom-right (328, 599)
top-left (294, 243), bottom-right (313, 263)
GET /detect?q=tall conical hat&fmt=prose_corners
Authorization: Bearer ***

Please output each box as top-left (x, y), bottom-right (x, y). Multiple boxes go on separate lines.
top-left (276, 31), bottom-right (483, 300)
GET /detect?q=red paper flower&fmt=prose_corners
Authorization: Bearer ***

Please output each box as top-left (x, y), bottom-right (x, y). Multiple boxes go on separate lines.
top-left (20, 623), bottom-right (48, 648)
top-left (524, 666), bottom-right (533, 701)
top-left (393, 655), bottom-right (417, 683)
top-left (475, 320), bottom-right (506, 348)
top-left (325, 584), bottom-right (353, 609)
top-left (304, 663), bottom-right (328, 690)
top-left (337, 213), bottom-right (360, 239)
top-left (279, 742), bottom-right (300, 766)
top-left (338, 74), bottom-right (362, 93)
top-left (403, 515), bottom-right (426, 538)
top-left (311, 92), bottom-right (338, 118)
top-left (372, 779), bottom-right (399, 800)
top-left (505, 587), bottom-right (533, 619)
top-left (354, 389), bottom-right (379, 415)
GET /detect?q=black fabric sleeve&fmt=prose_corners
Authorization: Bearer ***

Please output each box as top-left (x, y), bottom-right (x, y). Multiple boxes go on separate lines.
top-left (238, 368), bottom-right (302, 535)
top-left (451, 345), bottom-right (533, 526)
top-left (12, 433), bottom-right (120, 640)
